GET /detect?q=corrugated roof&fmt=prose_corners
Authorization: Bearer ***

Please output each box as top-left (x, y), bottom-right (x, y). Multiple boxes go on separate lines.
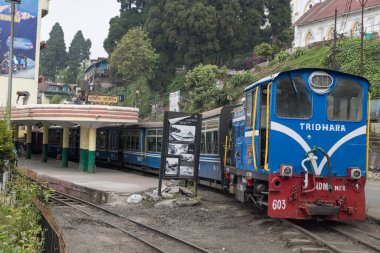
top-left (295, 0), bottom-right (380, 26)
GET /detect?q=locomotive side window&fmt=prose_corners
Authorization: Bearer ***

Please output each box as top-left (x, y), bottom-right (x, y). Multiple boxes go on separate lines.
top-left (245, 92), bottom-right (253, 128)
top-left (276, 77), bottom-right (312, 119)
top-left (327, 79), bottom-right (363, 121)
top-left (201, 119), bottom-right (219, 154)
top-left (146, 129), bottom-right (162, 152)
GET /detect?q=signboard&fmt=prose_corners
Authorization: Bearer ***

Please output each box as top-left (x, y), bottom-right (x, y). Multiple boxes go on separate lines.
top-left (169, 90), bottom-right (180, 112)
top-left (0, 0), bottom-right (38, 79)
top-left (87, 95), bottom-right (118, 105)
top-left (158, 111), bottom-right (202, 196)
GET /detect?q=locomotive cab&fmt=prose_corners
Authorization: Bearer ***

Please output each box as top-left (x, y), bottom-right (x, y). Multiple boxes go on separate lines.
top-left (227, 68), bottom-right (370, 220)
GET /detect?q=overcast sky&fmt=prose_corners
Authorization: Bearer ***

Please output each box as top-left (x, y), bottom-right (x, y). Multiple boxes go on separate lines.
top-left (41, 0), bottom-right (120, 58)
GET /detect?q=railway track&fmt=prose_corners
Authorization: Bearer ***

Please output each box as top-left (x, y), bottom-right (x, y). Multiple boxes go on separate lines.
top-left (48, 191), bottom-right (212, 253)
top-left (283, 219), bottom-right (380, 253)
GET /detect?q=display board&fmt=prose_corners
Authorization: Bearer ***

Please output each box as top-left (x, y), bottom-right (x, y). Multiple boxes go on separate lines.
top-left (158, 111), bottom-right (202, 195)
top-left (0, 0), bottom-right (38, 79)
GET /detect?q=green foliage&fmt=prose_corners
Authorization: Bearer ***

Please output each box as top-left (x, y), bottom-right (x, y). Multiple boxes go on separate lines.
top-left (40, 23), bottom-right (68, 82)
top-left (104, 2), bottom-right (145, 54)
top-left (66, 31), bottom-right (91, 83)
top-left (224, 71), bottom-right (257, 102)
top-left (119, 79), bottom-right (153, 117)
top-left (0, 173), bottom-right (48, 253)
top-left (109, 27), bottom-right (159, 84)
top-left (277, 51), bottom-right (290, 62)
top-left (0, 120), bottom-right (14, 167)
top-left (180, 64), bottom-right (225, 113)
top-left (167, 71), bottom-right (187, 93)
top-left (254, 43), bottom-right (273, 59)
top-left (265, 0), bottom-right (293, 49)
top-left (325, 38), bottom-right (380, 97)
top-left (294, 48), bottom-right (306, 58)
top-left (49, 95), bottom-right (63, 104)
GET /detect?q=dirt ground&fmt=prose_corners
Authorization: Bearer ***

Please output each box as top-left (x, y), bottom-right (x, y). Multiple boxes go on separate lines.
top-left (50, 187), bottom-right (296, 253)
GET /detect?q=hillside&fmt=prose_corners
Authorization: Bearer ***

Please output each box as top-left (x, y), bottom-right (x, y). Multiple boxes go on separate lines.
top-left (253, 46), bottom-right (330, 79)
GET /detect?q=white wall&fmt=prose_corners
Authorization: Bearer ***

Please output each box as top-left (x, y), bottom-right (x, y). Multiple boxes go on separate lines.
top-left (294, 6), bottom-right (380, 48)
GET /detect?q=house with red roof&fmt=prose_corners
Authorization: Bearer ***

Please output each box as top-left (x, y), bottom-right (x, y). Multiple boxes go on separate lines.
top-left (293, 0), bottom-right (380, 48)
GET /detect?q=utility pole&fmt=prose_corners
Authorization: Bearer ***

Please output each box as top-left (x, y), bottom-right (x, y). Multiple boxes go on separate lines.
top-left (333, 9), bottom-right (337, 70)
top-left (5, 0), bottom-right (19, 126)
top-left (360, 0), bottom-right (368, 77)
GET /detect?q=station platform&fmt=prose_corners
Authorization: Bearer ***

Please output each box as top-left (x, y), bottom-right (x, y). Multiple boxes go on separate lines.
top-left (17, 156), bottom-right (160, 204)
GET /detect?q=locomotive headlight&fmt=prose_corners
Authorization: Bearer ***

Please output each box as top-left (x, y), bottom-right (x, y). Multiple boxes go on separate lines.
top-left (280, 165), bottom-right (293, 177)
top-left (348, 167), bottom-right (361, 180)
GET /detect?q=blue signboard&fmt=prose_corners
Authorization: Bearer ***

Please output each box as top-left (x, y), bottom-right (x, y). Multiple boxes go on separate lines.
top-left (0, 0), bottom-right (38, 79)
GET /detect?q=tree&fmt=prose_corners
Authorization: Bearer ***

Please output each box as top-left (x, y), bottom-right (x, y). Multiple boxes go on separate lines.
top-left (66, 31), bottom-right (91, 83)
top-left (254, 43), bottom-right (273, 59)
top-left (265, 0), bottom-right (293, 49)
top-left (180, 64), bottom-right (223, 113)
top-left (50, 95), bottom-right (63, 104)
top-left (104, 1), bottom-right (145, 54)
top-left (109, 28), bottom-right (159, 84)
top-left (224, 71), bottom-right (257, 102)
top-left (0, 120), bottom-right (14, 165)
top-left (40, 23), bottom-right (67, 82)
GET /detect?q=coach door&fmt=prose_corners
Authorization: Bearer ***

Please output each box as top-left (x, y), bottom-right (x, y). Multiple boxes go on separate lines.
top-left (258, 83), bottom-right (271, 170)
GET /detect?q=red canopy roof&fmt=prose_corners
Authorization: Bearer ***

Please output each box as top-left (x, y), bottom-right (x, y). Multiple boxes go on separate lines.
top-left (295, 0), bottom-right (380, 26)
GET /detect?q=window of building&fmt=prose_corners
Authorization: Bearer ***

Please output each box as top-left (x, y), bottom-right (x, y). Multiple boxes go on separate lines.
top-left (201, 118), bottom-right (219, 154)
top-left (122, 129), bottom-right (140, 151)
top-left (146, 129), bottom-right (163, 152)
top-left (49, 85), bottom-right (57, 91)
top-left (276, 77), bottom-right (312, 119)
top-left (327, 79), bottom-right (363, 122)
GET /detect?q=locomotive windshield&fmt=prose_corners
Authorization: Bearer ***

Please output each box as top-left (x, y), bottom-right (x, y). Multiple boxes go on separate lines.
top-left (276, 77), bottom-right (312, 119)
top-left (327, 79), bottom-right (363, 121)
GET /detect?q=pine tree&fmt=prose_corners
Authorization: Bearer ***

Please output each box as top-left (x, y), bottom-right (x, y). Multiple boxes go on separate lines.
top-left (40, 23), bottom-right (67, 82)
top-left (66, 31), bottom-right (91, 83)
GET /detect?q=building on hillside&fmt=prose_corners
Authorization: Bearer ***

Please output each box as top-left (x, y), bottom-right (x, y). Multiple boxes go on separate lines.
top-left (84, 57), bottom-right (112, 93)
top-left (291, 0), bottom-right (323, 24)
top-left (294, 0), bottom-right (380, 48)
top-left (38, 82), bottom-right (79, 104)
top-left (0, 0), bottom-right (49, 107)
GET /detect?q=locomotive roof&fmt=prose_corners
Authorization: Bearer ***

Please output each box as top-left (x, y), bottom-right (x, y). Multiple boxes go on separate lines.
top-left (244, 68), bottom-right (370, 92)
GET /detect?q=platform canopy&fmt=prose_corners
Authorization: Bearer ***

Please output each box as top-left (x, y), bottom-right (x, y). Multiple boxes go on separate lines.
top-left (10, 104), bottom-right (139, 128)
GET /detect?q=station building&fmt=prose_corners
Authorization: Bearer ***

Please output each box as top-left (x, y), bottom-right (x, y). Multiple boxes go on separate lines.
top-left (292, 0), bottom-right (380, 48)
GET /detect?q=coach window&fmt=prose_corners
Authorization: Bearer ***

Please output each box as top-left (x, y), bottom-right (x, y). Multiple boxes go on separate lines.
top-left (245, 91), bottom-right (254, 128)
top-left (49, 130), bottom-right (62, 145)
top-left (276, 77), bottom-right (312, 118)
top-left (327, 79), bottom-right (363, 121)
top-left (109, 130), bottom-right (118, 149)
top-left (201, 119), bottom-right (219, 154)
top-left (122, 129), bottom-right (140, 150)
top-left (97, 131), bottom-right (107, 148)
top-left (147, 129), bottom-right (162, 152)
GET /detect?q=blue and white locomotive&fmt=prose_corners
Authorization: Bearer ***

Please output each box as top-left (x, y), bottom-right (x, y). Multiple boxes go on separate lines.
top-left (226, 68), bottom-right (369, 220)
